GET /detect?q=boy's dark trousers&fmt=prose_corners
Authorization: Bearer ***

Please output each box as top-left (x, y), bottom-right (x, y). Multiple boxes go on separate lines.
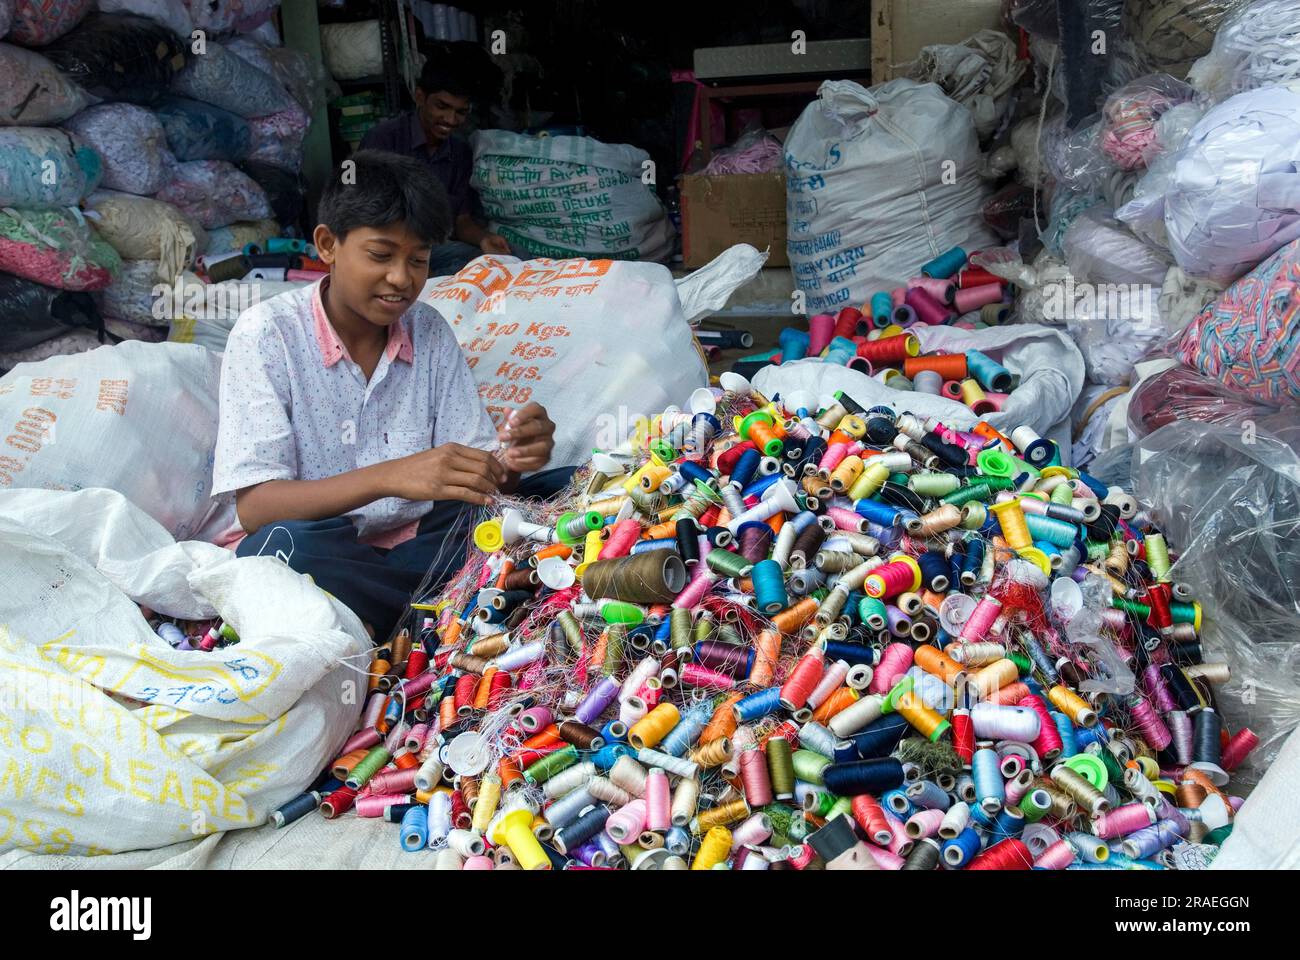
top-left (235, 467), bottom-right (575, 639)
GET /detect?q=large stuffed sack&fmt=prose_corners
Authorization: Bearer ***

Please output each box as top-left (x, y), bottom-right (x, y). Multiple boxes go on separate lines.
top-left (227, 35), bottom-right (328, 116)
top-left (0, 1), bottom-right (10, 37)
top-left (155, 95), bottom-right (251, 163)
top-left (96, 0), bottom-right (194, 38)
top-left (63, 103), bottom-right (169, 196)
top-left (0, 329), bottom-right (103, 372)
top-left (92, 258), bottom-right (168, 325)
top-left (239, 159), bottom-right (304, 226)
top-left (38, 11), bottom-right (187, 105)
top-left (1188, 0), bottom-right (1300, 102)
top-left (1178, 237), bottom-right (1300, 404)
top-left (783, 79), bottom-right (996, 315)
top-left (1164, 85), bottom-right (1300, 284)
top-left (84, 190), bottom-right (203, 282)
top-left (1124, 0), bottom-right (1250, 80)
top-left (155, 159), bottom-right (272, 230)
top-left (0, 128), bottom-right (101, 208)
top-left (0, 341), bottom-right (236, 541)
top-left (187, 0), bottom-right (280, 35)
top-left (0, 487), bottom-right (367, 855)
top-left (0, 272), bottom-right (101, 353)
top-left (753, 323), bottom-right (1086, 448)
top-left (7, 0), bottom-right (93, 44)
top-left (171, 40), bottom-right (291, 118)
top-left (0, 207), bottom-right (119, 291)
top-left (203, 218), bottom-right (277, 257)
top-left (245, 103), bottom-right (310, 172)
top-left (471, 130), bottom-right (676, 263)
top-left (418, 252), bottom-right (757, 468)
top-left (0, 43), bottom-right (94, 126)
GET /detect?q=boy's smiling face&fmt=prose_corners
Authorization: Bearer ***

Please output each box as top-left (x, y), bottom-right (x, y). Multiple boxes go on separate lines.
top-left (314, 221), bottom-right (432, 329)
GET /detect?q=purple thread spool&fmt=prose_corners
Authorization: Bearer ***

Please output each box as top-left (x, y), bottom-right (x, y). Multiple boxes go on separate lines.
top-left (904, 287), bottom-right (953, 326)
top-left (575, 676), bottom-right (621, 725)
top-left (738, 522), bottom-right (773, 565)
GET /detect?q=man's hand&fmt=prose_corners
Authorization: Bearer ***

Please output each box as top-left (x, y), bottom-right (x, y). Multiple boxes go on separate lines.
top-left (384, 443), bottom-right (508, 506)
top-left (498, 402), bottom-right (555, 473)
top-left (480, 232), bottom-right (512, 255)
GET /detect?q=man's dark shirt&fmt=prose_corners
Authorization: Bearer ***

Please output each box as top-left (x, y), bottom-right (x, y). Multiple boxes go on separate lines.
top-left (361, 112), bottom-right (480, 220)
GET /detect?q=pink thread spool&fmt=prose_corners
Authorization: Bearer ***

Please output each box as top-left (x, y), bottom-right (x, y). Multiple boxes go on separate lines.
top-left (644, 768), bottom-right (671, 831)
top-left (959, 596), bottom-right (1002, 643)
top-left (1035, 839), bottom-right (1076, 870)
top-left (740, 747), bottom-right (774, 806)
top-left (731, 813), bottom-right (773, 849)
top-left (826, 506), bottom-right (868, 532)
top-left (1005, 768), bottom-right (1034, 805)
top-left (602, 518), bottom-right (642, 559)
top-left (1222, 728), bottom-right (1260, 771)
top-left (787, 843), bottom-right (816, 869)
top-left (462, 855), bottom-right (495, 870)
top-left (1092, 802), bottom-right (1156, 839)
top-left (891, 287), bottom-right (907, 308)
top-left (819, 442), bottom-right (849, 474)
top-left (356, 794), bottom-right (412, 817)
top-left (1019, 694), bottom-right (1063, 760)
top-left (1129, 697), bottom-right (1172, 750)
top-left (368, 769), bottom-right (419, 795)
top-left (1143, 665), bottom-right (1177, 713)
top-left (941, 380), bottom-right (963, 400)
top-left (673, 570), bottom-right (718, 610)
top-left (867, 847), bottom-right (906, 870)
top-left (808, 313), bottom-right (835, 356)
top-left (904, 287), bottom-right (953, 326)
top-left (869, 643), bottom-right (914, 694)
top-left (905, 808), bottom-right (946, 839)
top-left (517, 706), bottom-right (553, 734)
top-left (678, 661), bottom-right (735, 690)
top-left (605, 798), bottom-right (648, 843)
top-left (981, 391), bottom-right (1009, 411)
top-left (908, 276), bottom-right (957, 303)
top-left (953, 282), bottom-right (1004, 314)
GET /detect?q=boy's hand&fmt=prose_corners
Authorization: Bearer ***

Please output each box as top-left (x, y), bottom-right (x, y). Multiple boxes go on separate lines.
top-left (498, 402), bottom-right (555, 473)
top-left (480, 233), bottom-right (512, 255)
top-left (386, 443), bottom-right (507, 506)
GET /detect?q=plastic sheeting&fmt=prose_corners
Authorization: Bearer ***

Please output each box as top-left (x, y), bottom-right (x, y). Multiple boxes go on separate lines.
top-left (63, 102), bottom-right (168, 196)
top-left (39, 11), bottom-right (187, 105)
top-left (0, 272), bottom-right (100, 352)
top-left (171, 40), bottom-right (291, 119)
top-left (1188, 0), bottom-right (1300, 101)
top-left (0, 43), bottom-right (94, 126)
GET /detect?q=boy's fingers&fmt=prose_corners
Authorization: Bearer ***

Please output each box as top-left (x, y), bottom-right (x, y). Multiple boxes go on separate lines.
top-left (442, 486), bottom-right (493, 506)
top-left (445, 469), bottom-right (498, 495)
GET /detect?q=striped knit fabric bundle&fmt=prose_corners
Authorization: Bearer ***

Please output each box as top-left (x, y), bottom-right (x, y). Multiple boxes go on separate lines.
top-left (1180, 238), bottom-right (1300, 403)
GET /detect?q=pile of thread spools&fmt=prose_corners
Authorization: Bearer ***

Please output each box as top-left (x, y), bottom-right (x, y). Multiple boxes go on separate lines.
top-left (272, 377), bottom-right (1255, 870)
top-left (736, 246), bottom-right (1020, 414)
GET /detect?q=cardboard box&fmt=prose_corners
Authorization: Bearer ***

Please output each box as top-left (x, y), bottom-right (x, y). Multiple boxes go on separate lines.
top-left (681, 172), bottom-right (788, 269)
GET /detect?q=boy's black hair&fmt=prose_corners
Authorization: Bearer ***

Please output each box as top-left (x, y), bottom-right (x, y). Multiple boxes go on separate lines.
top-left (417, 59), bottom-right (476, 99)
top-left (319, 150), bottom-right (452, 245)
top-left (417, 41), bottom-right (502, 102)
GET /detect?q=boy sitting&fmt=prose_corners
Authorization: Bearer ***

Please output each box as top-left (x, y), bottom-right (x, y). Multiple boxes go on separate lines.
top-left (214, 151), bottom-right (572, 638)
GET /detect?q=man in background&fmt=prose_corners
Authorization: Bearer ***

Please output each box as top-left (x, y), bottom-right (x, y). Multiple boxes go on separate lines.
top-left (362, 50), bottom-right (512, 276)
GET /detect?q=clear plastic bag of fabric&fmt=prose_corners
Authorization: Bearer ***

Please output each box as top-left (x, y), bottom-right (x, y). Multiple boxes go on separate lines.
top-left (63, 103), bottom-right (168, 196)
top-left (155, 159), bottom-right (272, 230)
top-left (1065, 285), bottom-right (1167, 386)
top-left (0, 207), bottom-right (120, 291)
top-left (0, 272), bottom-right (101, 352)
top-left (92, 258), bottom-right (167, 325)
top-left (245, 104), bottom-right (310, 172)
top-left (1042, 114), bottom-right (1116, 194)
top-left (7, 0), bottom-right (93, 45)
top-left (226, 36), bottom-right (326, 116)
top-left (39, 12), bottom-right (188, 106)
top-left (1062, 206), bottom-right (1174, 287)
top-left (0, 43), bottom-right (94, 126)
top-left (1128, 362), bottom-right (1284, 436)
top-left (1130, 415), bottom-right (1300, 784)
top-left (1100, 74), bottom-right (1196, 170)
top-left (1189, 0), bottom-right (1300, 101)
top-left (97, 0), bottom-right (193, 38)
top-left (187, 0), bottom-right (281, 36)
top-left (1124, 0), bottom-right (1253, 80)
top-left (982, 183), bottom-right (1035, 240)
top-left (172, 40), bottom-right (291, 119)
top-left (0, 1), bottom-right (11, 38)
top-left (155, 96), bottom-right (251, 163)
top-left (0, 128), bottom-right (101, 208)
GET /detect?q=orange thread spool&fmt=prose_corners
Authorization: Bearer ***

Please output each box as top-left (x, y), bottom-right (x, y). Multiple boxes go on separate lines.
top-left (495, 560), bottom-right (515, 590)
top-left (771, 597), bottom-right (818, 635)
top-left (473, 667), bottom-right (497, 710)
top-left (589, 629), bottom-right (610, 674)
top-left (393, 750), bottom-right (420, 770)
top-left (531, 543), bottom-right (573, 562)
top-left (812, 686), bottom-right (860, 724)
top-left (439, 695), bottom-right (457, 730)
top-left (750, 629), bottom-right (782, 687)
top-left (827, 429), bottom-right (855, 448)
top-left (972, 421), bottom-right (1014, 452)
top-left (903, 353), bottom-right (968, 381)
top-left (748, 420), bottom-right (782, 454)
top-left (701, 692), bottom-right (744, 743)
top-left (499, 759), bottom-right (525, 792)
top-left (331, 748), bottom-right (368, 781)
top-left (914, 645), bottom-right (966, 686)
top-left (985, 681), bottom-right (1031, 705)
top-left (644, 520), bottom-right (678, 540)
top-left (367, 650), bottom-right (391, 692)
top-left (441, 618), bottom-right (463, 649)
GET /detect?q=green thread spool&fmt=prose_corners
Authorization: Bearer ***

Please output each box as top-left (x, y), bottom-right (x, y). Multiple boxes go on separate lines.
top-left (942, 481), bottom-right (994, 507)
top-left (218, 623), bottom-right (240, 644)
top-left (601, 601), bottom-right (644, 626)
top-left (960, 502), bottom-right (987, 530)
top-left (762, 804), bottom-right (795, 846)
top-left (345, 746), bottom-right (391, 789)
top-left (766, 736), bottom-right (796, 800)
top-left (1170, 601), bottom-right (1201, 629)
top-left (910, 472), bottom-right (961, 497)
top-left (792, 749), bottom-right (831, 785)
top-left (804, 789), bottom-right (837, 816)
top-left (787, 813), bottom-right (809, 841)
top-left (1094, 743), bottom-right (1126, 785)
top-left (1051, 483), bottom-right (1076, 505)
top-left (693, 614), bottom-right (716, 645)
top-left (826, 796), bottom-right (854, 820)
top-left (557, 510), bottom-right (603, 544)
top-left (888, 472), bottom-right (910, 486)
top-left (1145, 533), bottom-right (1172, 582)
top-left (1111, 596), bottom-right (1151, 618)
top-left (716, 623), bottom-right (744, 646)
top-left (976, 448), bottom-right (1015, 478)
top-left (650, 439), bottom-right (676, 463)
top-left (1204, 824), bottom-right (1234, 846)
top-left (1087, 541), bottom-right (1111, 561)
top-left (602, 624), bottom-right (626, 676)
top-left (557, 610), bottom-right (584, 653)
top-left (858, 596), bottom-right (888, 630)
top-left (524, 744), bottom-right (579, 784)
top-left (1018, 789), bottom-right (1052, 822)
top-left (1007, 651), bottom-right (1033, 676)
top-left (706, 548), bottom-right (753, 579)
top-left (882, 675), bottom-right (914, 714)
top-left (690, 479), bottom-right (723, 506)
top-left (670, 607), bottom-right (694, 653)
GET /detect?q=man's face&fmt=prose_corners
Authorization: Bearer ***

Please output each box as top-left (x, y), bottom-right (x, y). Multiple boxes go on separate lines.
top-left (313, 221), bottom-right (431, 328)
top-left (416, 88), bottom-right (472, 143)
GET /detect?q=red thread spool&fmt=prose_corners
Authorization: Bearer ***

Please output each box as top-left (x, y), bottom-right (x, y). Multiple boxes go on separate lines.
top-left (808, 313), bottom-right (836, 355)
top-left (739, 747), bottom-right (774, 806)
top-left (1145, 583), bottom-right (1174, 630)
top-left (716, 440), bottom-right (758, 475)
top-left (1019, 694), bottom-right (1063, 760)
top-left (904, 287), bottom-right (953, 325)
top-left (942, 380), bottom-right (963, 400)
top-left (762, 720), bottom-right (801, 751)
top-left (320, 786), bottom-right (358, 819)
top-left (779, 653), bottom-right (826, 711)
top-left (1222, 727), bottom-right (1259, 771)
top-left (405, 646), bottom-right (429, 679)
top-left (833, 306), bottom-right (864, 340)
top-left (851, 794), bottom-right (892, 843)
top-left (856, 333), bottom-right (919, 368)
top-left (903, 353), bottom-right (968, 381)
top-left (957, 267), bottom-right (1004, 288)
top-left (449, 789), bottom-right (472, 830)
top-left (985, 681), bottom-right (1031, 705)
top-left (487, 670), bottom-right (513, 710)
top-left (454, 673), bottom-right (478, 716)
top-left (951, 709), bottom-right (974, 766)
top-left (869, 559), bottom-right (920, 599)
top-left (967, 838), bottom-right (1033, 870)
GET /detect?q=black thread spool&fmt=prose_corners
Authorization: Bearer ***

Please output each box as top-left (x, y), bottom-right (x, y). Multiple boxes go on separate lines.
top-left (864, 415), bottom-right (897, 446)
top-left (676, 517), bottom-right (701, 565)
top-left (877, 481), bottom-right (927, 515)
top-left (790, 523), bottom-right (827, 569)
top-left (1160, 662), bottom-right (1203, 712)
top-left (919, 433), bottom-right (968, 469)
top-left (903, 837), bottom-right (942, 871)
top-left (801, 436), bottom-right (828, 471)
top-left (553, 804), bottom-right (611, 855)
top-left (1084, 503), bottom-right (1122, 542)
top-left (839, 393), bottom-right (870, 416)
top-left (1191, 707), bottom-right (1227, 784)
top-left (705, 526), bottom-right (733, 548)
top-left (1170, 640), bottom-right (1203, 665)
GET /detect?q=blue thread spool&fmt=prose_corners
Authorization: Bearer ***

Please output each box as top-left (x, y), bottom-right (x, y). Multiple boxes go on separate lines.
top-left (881, 787), bottom-right (914, 819)
top-left (965, 349), bottom-right (1013, 393)
top-left (271, 791), bottom-right (319, 828)
top-left (907, 780), bottom-right (950, 811)
top-left (665, 826), bottom-right (692, 855)
top-left (751, 559), bottom-right (788, 614)
top-left (961, 539), bottom-right (985, 584)
top-left (779, 328), bottom-right (811, 362)
top-left (823, 336), bottom-right (857, 366)
top-left (1053, 711), bottom-right (1078, 758)
top-left (1034, 540), bottom-right (1063, 568)
top-left (822, 758), bottom-right (905, 796)
top-left (942, 827), bottom-right (982, 867)
top-left (741, 473), bottom-right (781, 499)
top-left (870, 292), bottom-right (894, 327)
top-left (631, 537), bottom-right (678, 556)
top-left (823, 640), bottom-right (877, 666)
top-left (973, 748), bottom-right (1004, 814)
top-left (922, 246), bottom-right (968, 279)
top-left (554, 804), bottom-right (611, 855)
top-left (734, 686), bottom-right (782, 722)
top-left (916, 551), bottom-right (951, 591)
top-left (992, 807), bottom-right (1025, 842)
top-left (660, 701), bottom-right (712, 757)
top-left (1024, 514), bottom-right (1078, 548)
top-left (600, 719), bottom-right (628, 744)
top-left (848, 713), bottom-right (910, 759)
top-left (591, 743), bottom-right (634, 771)
top-left (400, 805), bottom-right (429, 851)
top-left (789, 510), bottom-right (819, 534)
top-left (853, 497), bottom-right (902, 528)
top-left (730, 447), bottom-right (761, 488)
top-left (678, 460), bottom-right (713, 488)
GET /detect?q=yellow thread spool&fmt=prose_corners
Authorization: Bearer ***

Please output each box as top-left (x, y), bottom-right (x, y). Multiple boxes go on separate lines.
top-left (639, 464), bottom-right (672, 492)
top-left (969, 659), bottom-right (1019, 699)
top-left (837, 415), bottom-right (867, 439)
top-left (488, 808), bottom-right (550, 870)
top-left (694, 798), bottom-right (749, 833)
top-left (895, 690), bottom-right (950, 741)
top-left (691, 826), bottom-right (733, 869)
top-left (988, 498), bottom-right (1032, 550)
top-left (847, 461), bottom-right (891, 500)
top-left (1048, 684), bottom-right (1098, 727)
top-left (960, 378), bottom-right (987, 407)
top-left (471, 773), bottom-right (501, 834)
top-left (829, 455), bottom-right (865, 492)
top-left (689, 737), bottom-right (733, 768)
top-left (1104, 539), bottom-right (1129, 576)
top-left (624, 462), bottom-right (660, 493)
top-left (628, 703), bottom-right (681, 750)
top-left (575, 528), bottom-right (605, 577)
